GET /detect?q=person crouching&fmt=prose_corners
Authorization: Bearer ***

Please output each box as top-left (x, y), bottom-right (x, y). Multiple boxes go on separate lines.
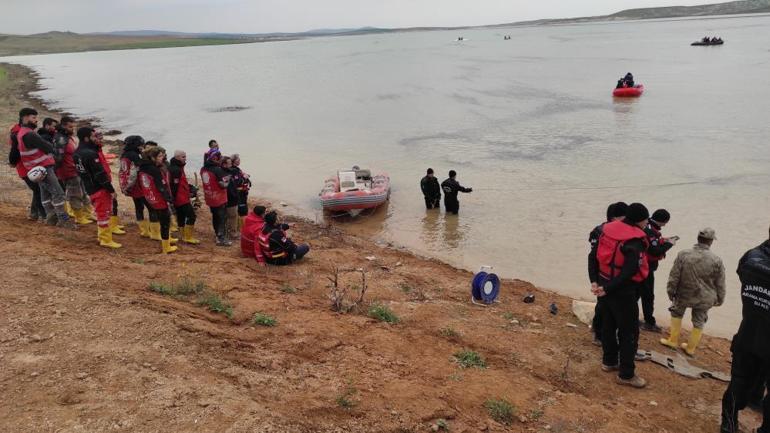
top-left (241, 205), bottom-right (266, 265)
top-left (73, 127), bottom-right (120, 249)
top-left (257, 211), bottom-right (309, 266)
top-left (138, 146), bottom-right (177, 254)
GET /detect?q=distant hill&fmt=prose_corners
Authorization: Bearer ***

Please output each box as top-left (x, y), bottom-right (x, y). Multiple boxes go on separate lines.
top-left (609, 0), bottom-right (770, 20)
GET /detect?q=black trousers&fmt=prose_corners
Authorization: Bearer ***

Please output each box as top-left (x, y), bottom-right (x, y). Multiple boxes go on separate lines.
top-left (593, 298), bottom-right (603, 340)
top-left (444, 198), bottom-right (459, 214)
top-left (640, 270), bottom-right (657, 325)
top-left (23, 177), bottom-right (46, 218)
top-left (237, 191), bottom-right (249, 217)
top-left (424, 196), bottom-right (440, 209)
top-left (600, 290), bottom-right (640, 379)
top-left (721, 350), bottom-right (770, 433)
top-left (132, 197), bottom-right (146, 221)
top-left (112, 198), bottom-right (118, 217)
top-left (155, 208), bottom-right (171, 240)
top-left (209, 205), bottom-right (226, 239)
top-left (176, 203), bottom-right (196, 227)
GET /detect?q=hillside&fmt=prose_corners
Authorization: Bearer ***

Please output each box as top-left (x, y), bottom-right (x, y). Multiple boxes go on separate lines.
top-left (609, 0), bottom-right (770, 20)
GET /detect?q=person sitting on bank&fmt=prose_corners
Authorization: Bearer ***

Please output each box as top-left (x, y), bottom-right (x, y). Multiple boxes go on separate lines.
top-left (660, 227), bottom-right (725, 356)
top-left (257, 211), bottom-right (309, 266)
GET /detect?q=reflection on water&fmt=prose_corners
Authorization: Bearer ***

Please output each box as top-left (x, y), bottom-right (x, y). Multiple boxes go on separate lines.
top-left (9, 14), bottom-right (770, 337)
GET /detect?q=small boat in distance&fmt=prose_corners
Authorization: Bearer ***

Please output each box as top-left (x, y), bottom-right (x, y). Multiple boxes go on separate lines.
top-left (613, 84), bottom-right (644, 97)
top-left (692, 36), bottom-right (724, 46)
top-left (320, 167), bottom-right (390, 216)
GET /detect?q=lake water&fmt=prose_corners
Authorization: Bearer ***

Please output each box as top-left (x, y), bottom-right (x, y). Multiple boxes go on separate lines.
top-left (7, 14), bottom-right (770, 337)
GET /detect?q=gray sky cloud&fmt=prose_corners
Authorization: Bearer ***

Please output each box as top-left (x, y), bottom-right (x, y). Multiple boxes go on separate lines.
top-left (2, 0), bottom-right (709, 34)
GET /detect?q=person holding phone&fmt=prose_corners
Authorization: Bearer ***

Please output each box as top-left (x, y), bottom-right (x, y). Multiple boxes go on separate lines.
top-left (641, 209), bottom-right (678, 332)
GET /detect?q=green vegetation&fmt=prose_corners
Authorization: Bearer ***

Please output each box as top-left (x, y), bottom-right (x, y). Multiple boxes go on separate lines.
top-left (436, 419), bottom-right (449, 430)
top-left (399, 283), bottom-right (413, 293)
top-left (335, 386), bottom-right (357, 409)
top-left (484, 398), bottom-right (516, 425)
top-left (439, 326), bottom-right (460, 338)
top-left (453, 350), bottom-right (486, 369)
top-left (280, 283), bottom-right (297, 294)
top-left (502, 312), bottom-right (515, 321)
top-left (0, 67), bottom-right (7, 83)
top-left (368, 303), bottom-right (399, 324)
top-left (148, 278), bottom-right (233, 319)
top-left (198, 293), bottom-right (234, 319)
top-left (251, 312), bottom-right (277, 327)
top-left (149, 282), bottom-right (174, 296)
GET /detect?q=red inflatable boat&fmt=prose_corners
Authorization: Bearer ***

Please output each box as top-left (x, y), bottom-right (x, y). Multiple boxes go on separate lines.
top-left (613, 84), bottom-right (644, 97)
top-left (319, 168), bottom-right (390, 214)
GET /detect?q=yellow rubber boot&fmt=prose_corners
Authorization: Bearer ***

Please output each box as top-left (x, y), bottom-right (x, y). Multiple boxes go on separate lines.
top-left (681, 328), bottom-right (703, 356)
top-left (97, 226), bottom-right (122, 249)
top-left (110, 216), bottom-right (126, 235)
top-left (138, 220), bottom-right (150, 238)
top-left (161, 238), bottom-right (178, 254)
top-left (182, 225), bottom-right (200, 244)
top-left (65, 202), bottom-right (76, 218)
top-left (150, 222), bottom-right (162, 241)
top-left (74, 208), bottom-right (93, 225)
top-left (170, 217), bottom-right (179, 233)
top-left (84, 203), bottom-right (97, 221)
top-left (660, 317), bottom-right (682, 349)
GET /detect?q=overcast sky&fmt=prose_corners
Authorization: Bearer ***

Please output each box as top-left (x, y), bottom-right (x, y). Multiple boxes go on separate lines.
top-left (2, 0), bottom-right (710, 35)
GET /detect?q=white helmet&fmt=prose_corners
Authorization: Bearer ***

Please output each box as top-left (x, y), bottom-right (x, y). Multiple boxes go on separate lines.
top-left (27, 166), bottom-right (47, 183)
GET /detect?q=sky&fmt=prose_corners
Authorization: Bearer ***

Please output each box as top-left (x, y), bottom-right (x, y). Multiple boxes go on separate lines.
top-left (2, 0), bottom-right (711, 35)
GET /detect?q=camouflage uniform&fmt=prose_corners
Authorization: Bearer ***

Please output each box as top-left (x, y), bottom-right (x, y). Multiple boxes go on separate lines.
top-left (666, 242), bottom-right (726, 328)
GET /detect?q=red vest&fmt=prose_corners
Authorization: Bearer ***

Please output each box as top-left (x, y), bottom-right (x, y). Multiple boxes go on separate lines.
top-left (18, 127), bottom-right (55, 170)
top-left (258, 228), bottom-right (287, 260)
top-left (55, 136), bottom-right (79, 180)
top-left (97, 149), bottom-right (112, 181)
top-left (597, 220), bottom-right (650, 283)
top-left (139, 171), bottom-right (168, 210)
top-left (8, 124), bottom-right (27, 178)
top-left (119, 156), bottom-right (143, 198)
top-left (172, 169), bottom-right (191, 207)
top-left (200, 167), bottom-right (227, 207)
top-left (241, 213), bottom-right (265, 261)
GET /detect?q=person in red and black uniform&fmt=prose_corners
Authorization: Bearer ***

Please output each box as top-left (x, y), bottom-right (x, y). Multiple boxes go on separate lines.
top-left (53, 116), bottom-right (90, 225)
top-left (119, 135), bottom-right (153, 237)
top-left (138, 146), bottom-right (177, 254)
top-left (221, 156), bottom-right (240, 241)
top-left (168, 150), bottom-right (200, 244)
top-left (721, 226), bottom-right (770, 433)
top-left (232, 154), bottom-right (251, 228)
top-left (590, 202), bottom-right (650, 389)
top-left (9, 108), bottom-right (75, 228)
top-left (200, 149), bottom-right (231, 246)
top-left (640, 209), bottom-right (677, 333)
top-left (73, 127), bottom-right (121, 249)
top-left (587, 201), bottom-right (628, 345)
top-left (258, 211), bottom-right (309, 266)
top-left (241, 205), bottom-right (267, 264)
top-left (8, 122), bottom-right (46, 222)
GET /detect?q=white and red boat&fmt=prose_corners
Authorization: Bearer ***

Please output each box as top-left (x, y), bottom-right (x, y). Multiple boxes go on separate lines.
top-left (319, 168), bottom-right (390, 214)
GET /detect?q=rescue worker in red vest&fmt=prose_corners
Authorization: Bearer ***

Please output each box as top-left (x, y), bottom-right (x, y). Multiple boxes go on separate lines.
top-left (8, 121), bottom-right (46, 222)
top-left (258, 211), bottom-right (309, 266)
top-left (640, 209), bottom-right (678, 333)
top-left (93, 131), bottom-right (125, 235)
top-left (590, 202), bottom-right (650, 388)
top-left (53, 116), bottom-right (91, 225)
top-left (588, 201), bottom-right (628, 346)
top-left (138, 146), bottom-right (177, 254)
top-left (11, 108), bottom-right (75, 229)
top-left (200, 149), bottom-right (231, 246)
top-left (721, 226), bottom-right (770, 433)
top-left (660, 227), bottom-right (725, 356)
top-left (140, 141), bottom-right (170, 241)
top-left (241, 205), bottom-right (266, 264)
top-left (73, 127), bottom-right (121, 248)
top-left (232, 154), bottom-right (251, 230)
top-left (119, 135), bottom-right (151, 237)
top-left (168, 150), bottom-right (200, 244)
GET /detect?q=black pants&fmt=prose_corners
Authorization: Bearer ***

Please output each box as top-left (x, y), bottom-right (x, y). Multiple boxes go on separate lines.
top-left (176, 203), bottom-right (196, 227)
top-left (640, 270), bottom-right (656, 325)
top-left (424, 196), bottom-right (440, 209)
top-left (23, 177), bottom-right (46, 218)
top-left (237, 191), bottom-right (249, 217)
top-left (112, 198), bottom-right (118, 217)
top-left (209, 205), bottom-right (226, 239)
top-left (132, 197), bottom-right (145, 221)
top-left (600, 290), bottom-right (640, 379)
top-left (593, 298), bottom-right (603, 340)
top-left (155, 208), bottom-right (171, 240)
top-left (722, 350), bottom-right (770, 433)
top-left (444, 198), bottom-right (459, 214)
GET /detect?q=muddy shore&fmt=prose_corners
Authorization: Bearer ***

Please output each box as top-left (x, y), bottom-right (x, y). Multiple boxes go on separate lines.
top-left (0, 62), bottom-right (756, 433)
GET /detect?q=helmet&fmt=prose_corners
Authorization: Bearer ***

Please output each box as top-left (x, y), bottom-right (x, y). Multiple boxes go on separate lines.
top-left (27, 166), bottom-right (47, 183)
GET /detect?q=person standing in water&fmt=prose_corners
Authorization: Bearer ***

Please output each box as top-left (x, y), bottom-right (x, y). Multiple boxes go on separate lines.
top-left (420, 168), bottom-right (441, 210)
top-left (441, 170), bottom-right (472, 215)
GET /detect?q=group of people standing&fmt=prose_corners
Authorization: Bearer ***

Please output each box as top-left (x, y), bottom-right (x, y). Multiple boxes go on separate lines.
top-left (586, 201), bottom-right (770, 432)
top-left (420, 168), bottom-right (473, 214)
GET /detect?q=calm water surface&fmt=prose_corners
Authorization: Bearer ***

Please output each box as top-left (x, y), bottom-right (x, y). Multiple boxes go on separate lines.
top-left (7, 14), bottom-right (770, 337)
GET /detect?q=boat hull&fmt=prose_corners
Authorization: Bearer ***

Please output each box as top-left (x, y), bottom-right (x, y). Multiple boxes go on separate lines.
top-left (613, 84), bottom-right (644, 97)
top-left (320, 174), bottom-right (390, 212)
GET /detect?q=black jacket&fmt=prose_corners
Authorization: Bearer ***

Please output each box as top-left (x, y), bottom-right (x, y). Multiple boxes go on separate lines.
top-left (420, 175), bottom-right (441, 199)
top-left (38, 127), bottom-right (56, 144)
top-left (168, 157), bottom-right (186, 201)
top-left (226, 166), bottom-right (242, 206)
top-left (441, 178), bottom-right (471, 201)
top-left (732, 240), bottom-right (770, 360)
top-left (587, 222), bottom-right (606, 284)
top-left (262, 222), bottom-right (296, 265)
top-left (52, 128), bottom-right (72, 166)
top-left (645, 221), bottom-right (674, 271)
top-left (73, 141), bottom-right (114, 195)
top-left (138, 159), bottom-right (172, 204)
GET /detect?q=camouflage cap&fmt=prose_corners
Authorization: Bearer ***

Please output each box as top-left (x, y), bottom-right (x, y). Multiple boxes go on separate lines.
top-left (698, 227), bottom-right (717, 240)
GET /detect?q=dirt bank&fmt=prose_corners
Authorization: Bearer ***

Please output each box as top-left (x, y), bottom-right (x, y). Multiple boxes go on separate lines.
top-left (0, 62), bottom-right (756, 433)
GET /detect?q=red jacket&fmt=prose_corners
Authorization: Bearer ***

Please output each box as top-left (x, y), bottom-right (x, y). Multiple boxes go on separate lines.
top-left (241, 212), bottom-right (265, 263)
top-left (55, 135), bottom-right (79, 181)
top-left (8, 124), bottom-right (27, 178)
